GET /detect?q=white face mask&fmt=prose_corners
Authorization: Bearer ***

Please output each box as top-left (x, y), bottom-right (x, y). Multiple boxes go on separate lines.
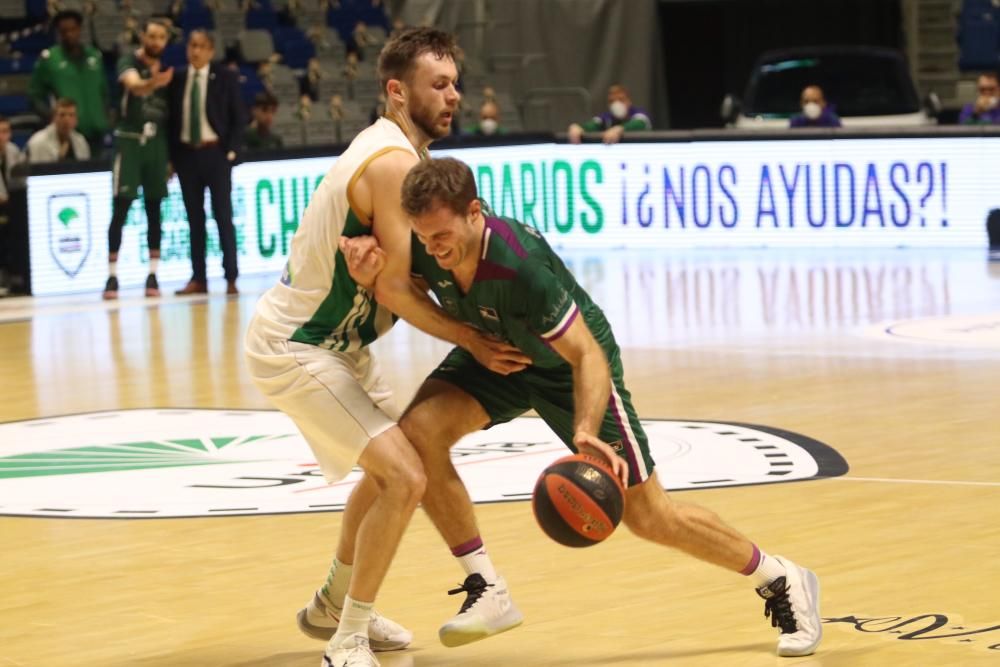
top-left (479, 118), bottom-right (498, 135)
top-left (609, 100), bottom-right (628, 120)
top-left (802, 101), bottom-right (822, 120)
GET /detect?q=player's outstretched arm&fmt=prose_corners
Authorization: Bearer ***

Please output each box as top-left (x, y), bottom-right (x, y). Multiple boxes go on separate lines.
top-left (120, 65), bottom-right (173, 98)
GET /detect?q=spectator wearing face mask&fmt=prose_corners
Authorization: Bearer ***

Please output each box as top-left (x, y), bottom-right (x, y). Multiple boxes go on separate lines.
top-left (789, 85), bottom-right (841, 128)
top-left (959, 72), bottom-right (1000, 125)
top-left (467, 100), bottom-right (504, 137)
top-left (567, 84), bottom-right (651, 144)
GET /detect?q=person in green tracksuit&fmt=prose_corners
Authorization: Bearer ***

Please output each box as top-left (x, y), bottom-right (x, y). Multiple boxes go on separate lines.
top-left (101, 19), bottom-right (173, 300)
top-left (28, 10), bottom-right (110, 156)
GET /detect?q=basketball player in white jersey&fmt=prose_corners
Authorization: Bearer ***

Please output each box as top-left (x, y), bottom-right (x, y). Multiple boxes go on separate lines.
top-left (244, 28), bottom-right (530, 667)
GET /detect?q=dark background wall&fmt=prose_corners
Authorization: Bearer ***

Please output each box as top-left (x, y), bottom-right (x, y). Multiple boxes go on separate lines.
top-left (659, 0), bottom-right (906, 129)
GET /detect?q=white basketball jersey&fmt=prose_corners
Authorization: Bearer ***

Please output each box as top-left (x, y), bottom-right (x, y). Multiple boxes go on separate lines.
top-left (252, 118), bottom-right (418, 351)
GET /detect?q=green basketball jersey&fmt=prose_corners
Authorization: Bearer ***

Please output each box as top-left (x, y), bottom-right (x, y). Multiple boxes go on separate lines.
top-left (411, 216), bottom-right (616, 369)
top-left (116, 52), bottom-right (169, 134)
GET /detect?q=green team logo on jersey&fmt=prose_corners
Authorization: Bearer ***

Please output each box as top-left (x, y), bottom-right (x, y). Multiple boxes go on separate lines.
top-left (47, 192), bottom-right (91, 278)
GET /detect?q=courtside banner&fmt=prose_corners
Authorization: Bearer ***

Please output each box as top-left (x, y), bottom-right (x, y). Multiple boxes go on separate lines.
top-left (27, 137), bottom-right (998, 295)
top-left (27, 156), bottom-right (333, 297)
top-left (436, 138), bottom-right (994, 249)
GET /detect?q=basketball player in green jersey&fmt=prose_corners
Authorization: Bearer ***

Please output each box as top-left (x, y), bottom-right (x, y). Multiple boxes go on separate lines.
top-left (340, 158), bottom-right (823, 658)
top-left (102, 19), bottom-right (173, 300)
top-left (244, 29), bottom-right (529, 667)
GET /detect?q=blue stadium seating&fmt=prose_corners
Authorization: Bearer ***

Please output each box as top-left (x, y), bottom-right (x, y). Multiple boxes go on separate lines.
top-left (11, 32), bottom-right (52, 56)
top-left (26, 0), bottom-right (47, 19)
top-left (239, 67), bottom-right (265, 107)
top-left (161, 43), bottom-right (188, 69)
top-left (179, 6), bottom-right (215, 30)
top-left (274, 27), bottom-right (315, 69)
top-left (0, 94), bottom-right (32, 115)
top-left (246, 5), bottom-right (278, 31)
top-left (958, 0), bottom-right (1000, 71)
top-left (0, 57), bottom-right (36, 75)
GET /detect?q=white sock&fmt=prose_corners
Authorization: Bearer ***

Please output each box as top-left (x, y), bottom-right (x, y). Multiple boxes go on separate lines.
top-left (108, 261), bottom-right (117, 278)
top-left (452, 537), bottom-right (498, 584)
top-left (148, 257), bottom-right (159, 275)
top-left (330, 595), bottom-right (372, 647)
top-left (745, 546), bottom-right (787, 589)
top-left (320, 557), bottom-right (353, 610)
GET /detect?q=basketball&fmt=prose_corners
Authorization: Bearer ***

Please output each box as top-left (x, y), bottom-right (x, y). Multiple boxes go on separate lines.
top-left (531, 453), bottom-right (626, 548)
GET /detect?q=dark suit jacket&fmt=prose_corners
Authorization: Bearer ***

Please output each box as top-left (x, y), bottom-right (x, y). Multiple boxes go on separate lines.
top-left (168, 63), bottom-right (245, 161)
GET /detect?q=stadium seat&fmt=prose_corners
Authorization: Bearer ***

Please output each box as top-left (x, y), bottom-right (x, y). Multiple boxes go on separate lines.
top-left (246, 5), bottom-right (278, 31)
top-left (0, 57), bottom-right (35, 75)
top-left (179, 6), bottom-right (215, 30)
top-left (0, 94), bottom-right (31, 115)
top-left (26, 0), bottom-right (46, 18)
top-left (957, 1), bottom-right (1000, 71)
top-left (11, 32), bottom-right (52, 56)
top-left (161, 43), bottom-right (187, 69)
top-left (238, 29), bottom-right (276, 63)
top-left (281, 38), bottom-right (316, 69)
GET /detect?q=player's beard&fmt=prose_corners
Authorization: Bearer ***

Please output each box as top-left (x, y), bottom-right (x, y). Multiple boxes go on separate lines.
top-left (143, 44), bottom-right (164, 60)
top-left (410, 96), bottom-right (453, 140)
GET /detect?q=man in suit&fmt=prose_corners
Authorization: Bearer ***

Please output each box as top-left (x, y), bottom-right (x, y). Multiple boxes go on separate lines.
top-left (169, 29), bottom-right (244, 295)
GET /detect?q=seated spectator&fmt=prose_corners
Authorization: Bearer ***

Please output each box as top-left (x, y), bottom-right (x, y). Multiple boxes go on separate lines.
top-left (26, 98), bottom-right (91, 163)
top-left (258, 61), bottom-right (274, 92)
top-left (342, 51), bottom-right (359, 81)
top-left (353, 21), bottom-right (378, 49)
top-left (245, 92), bottom-right (283, 151)
top-left (0, 115), bottom-right (27, 296)
top-left (301, 57), bottom-right (325, 102)
top-left (467, 100), bottom-right (504, 136)
top-left (295, 94), bottom-right (312, 121)
top-left (959, 72), bottom-right (1000, 125)
top-left (116, 16), bottom-right (141, 54)
top-left (568, 84), bottom-right (651, 144)
top-left (789, 85), bottom-right (842, 128)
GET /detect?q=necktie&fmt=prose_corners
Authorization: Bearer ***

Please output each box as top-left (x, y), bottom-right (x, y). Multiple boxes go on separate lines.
top-left (190, 70), bottom-right (202, 145)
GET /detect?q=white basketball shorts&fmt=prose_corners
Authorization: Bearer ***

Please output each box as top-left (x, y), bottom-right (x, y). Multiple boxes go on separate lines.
top-left (244, 319), bottom-right (399, 482)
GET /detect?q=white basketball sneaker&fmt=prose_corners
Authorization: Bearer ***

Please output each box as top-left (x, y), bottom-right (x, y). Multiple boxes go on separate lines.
top-left (755, 556), bottom-right (822, 657)
top-left (438, 573), bottom-right (524, 647)
top-left (298, 592), bottom-right (412, 651)
top-left (322, 633), bottom-right (379, 667)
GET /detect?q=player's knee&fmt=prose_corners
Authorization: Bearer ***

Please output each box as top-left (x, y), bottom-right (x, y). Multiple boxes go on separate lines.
top-left (370, 436), bottom-right (427, 505)
top-left (396, 442), bottom-right (427, 497)
top-left (399, 410), bottom-right (456, 456)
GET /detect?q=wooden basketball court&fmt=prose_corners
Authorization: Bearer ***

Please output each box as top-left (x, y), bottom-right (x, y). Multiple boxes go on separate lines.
top-left (2, 248), bottom-right (998, 666)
